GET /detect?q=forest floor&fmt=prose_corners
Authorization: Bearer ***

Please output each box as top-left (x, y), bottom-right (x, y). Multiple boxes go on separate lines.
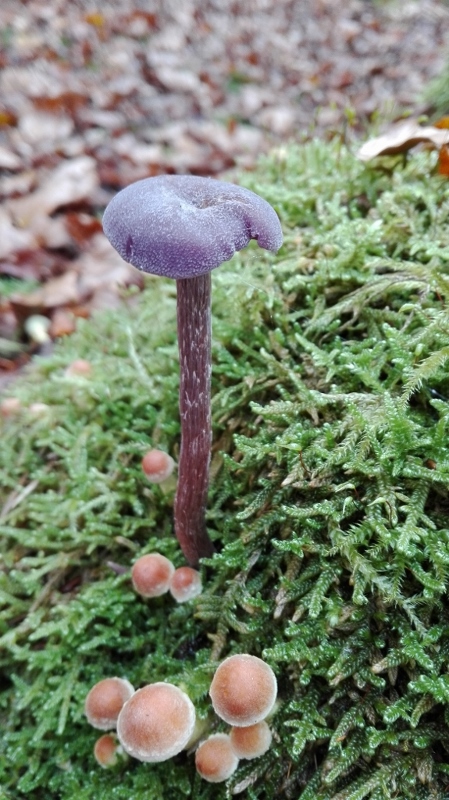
top-left (0, 0), bottom-right (449, 385)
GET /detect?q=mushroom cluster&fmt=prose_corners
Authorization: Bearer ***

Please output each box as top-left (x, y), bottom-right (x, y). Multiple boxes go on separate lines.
top-left (131, 552), bottom-right (203, 603)
top-left (84, 677), bottom-right (135, 768)
top-left (84, 678), bottom-right (195, 766)
top-left (196, 654), bottom-right (277, 783)
top-left (84, 654), bottom-right (277, 783)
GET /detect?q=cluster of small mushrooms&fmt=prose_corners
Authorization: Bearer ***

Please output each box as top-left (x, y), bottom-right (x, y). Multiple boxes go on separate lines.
top-left (136, 450), bottom-right (203, 601)
top-left (86, 523), bottom-right (277, 782)
top-left (131, 550), bottom-right (202, 603)
top-left (84, 446), bottom-right (277, 782)
top-left (85, 653), bottom-right (277, 783)
top-left (84, 178), bottom-right (283, 783)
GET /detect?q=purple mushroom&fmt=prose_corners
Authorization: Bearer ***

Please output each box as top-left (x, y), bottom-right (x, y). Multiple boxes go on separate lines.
top-left (102, 175), bottom-right (283, 566)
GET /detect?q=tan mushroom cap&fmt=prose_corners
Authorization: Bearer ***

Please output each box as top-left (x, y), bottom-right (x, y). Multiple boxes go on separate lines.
top-left (195, 733), bottom-right (239, 783)
top-left (0, 397), bottom-right (21, 417)
top-left (65, 359), bottom-right (92, 378)
top-left (169, 566), bottom-right (202, 603)
top-left (141, 449), bottom-right (175, 483)
top-left (131, 553), bottom-right (175, 598)
top-left (84, 677), bottom-right (135, 731)
top-left (209, 654), bottom-right (277, 727)
top-left (93, 734), bottom-right (120, 768)
top-left (117, 682), bottom-right (196, 762)
top-left (230, 720), bottom-right (272, 759)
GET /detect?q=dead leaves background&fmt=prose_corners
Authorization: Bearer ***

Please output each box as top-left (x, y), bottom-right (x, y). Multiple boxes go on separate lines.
top-left (1, 0), bottom-right (449, 376)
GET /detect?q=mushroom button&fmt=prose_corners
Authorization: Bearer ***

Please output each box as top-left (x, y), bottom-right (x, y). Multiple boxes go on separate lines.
top-left (117, 682), bottom-right (196, 762)
top-left (169, 566), bottom-right (202, 602)
top-left (103, 176), bottom-right (283, 567)
top-left (195, 733), bottom-right (239, 783)
top-left (93, 734), bottom-right (122, 768)
top-left (65, 358), bottom-right (92, 378)
top-left (209, 654), bottom-right (277, 727)
top-left (229, 720), bottom-right (272, 759)
top-left (84, 677), bottom-right (135, 730)
top-left (141, 449), bottom-right (175, 483)
top-left (131, 553), bottom-right (175, 598)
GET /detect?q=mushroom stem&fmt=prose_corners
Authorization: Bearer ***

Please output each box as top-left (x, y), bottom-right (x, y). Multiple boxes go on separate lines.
top-left (175, 273), bottom-right (215, 566)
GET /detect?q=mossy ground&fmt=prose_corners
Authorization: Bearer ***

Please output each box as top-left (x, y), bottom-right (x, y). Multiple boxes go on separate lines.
top-left (2, 139), bottom-right (449, 800)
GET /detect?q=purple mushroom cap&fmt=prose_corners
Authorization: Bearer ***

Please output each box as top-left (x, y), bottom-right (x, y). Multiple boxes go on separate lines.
top-left (102, 175), bottom-right (283, 280)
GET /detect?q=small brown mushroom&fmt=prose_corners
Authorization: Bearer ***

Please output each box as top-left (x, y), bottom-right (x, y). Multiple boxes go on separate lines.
top-left (209, 654), bottom-right (277, 727)
top-left (65, 359), bottom-right (92, 377)
top-left (169, 566), bottom-right (202, 603)
top-left (195, 733), bottom-right (239, 783)
top-left (131, 553), bottom-right (175, 598)
top-left (0, 397), bottom-right (21, 417)
top-left (141, 449), bottom-right (175, 483)
top-left (229, 720), bottom-right (272, 759)
top-left (84, 677), bottom-right (135, 731)
top-left (117, 683), bottom-right (196, 762)
top-left (93, 734), bottom-right (122, 768)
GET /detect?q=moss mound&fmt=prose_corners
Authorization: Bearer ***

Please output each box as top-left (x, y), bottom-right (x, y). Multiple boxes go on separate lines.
top-left (2, 140), bottom-right (449, 799)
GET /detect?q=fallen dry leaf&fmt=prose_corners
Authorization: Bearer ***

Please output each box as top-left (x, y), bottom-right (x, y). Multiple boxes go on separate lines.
top-left (0, 208), bottom-right (35, 259)
top-left (18, 111), bottom-right (74, 148)
top-left (0, 170), bottom-right (36, 200)
top-left (65, 212), bottom-right (103, 245)
top-left (438, 145), bottom-right (449, 177)
top-left (0, 145), bottom-right (21, 170)
top-left (357, 119), bottom-right (449, 161)
top-left (8, 234), bottom-right (141, 320)
top-left (75, 234), bottom-right (143, 298)
top-left (8, 157), bottom-right (98, 225)
top-left (10, 271), bottom-right (81, 313)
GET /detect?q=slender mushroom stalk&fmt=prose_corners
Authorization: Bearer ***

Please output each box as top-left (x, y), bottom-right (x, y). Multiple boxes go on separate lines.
top-left (102, 176), bottom-right (282, 566)
top-left (176, 272), bottom-right (213, 563)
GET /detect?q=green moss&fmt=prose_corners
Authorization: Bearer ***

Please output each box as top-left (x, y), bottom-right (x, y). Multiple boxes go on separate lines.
top-left (1, 140), bottom-right (449, 799)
